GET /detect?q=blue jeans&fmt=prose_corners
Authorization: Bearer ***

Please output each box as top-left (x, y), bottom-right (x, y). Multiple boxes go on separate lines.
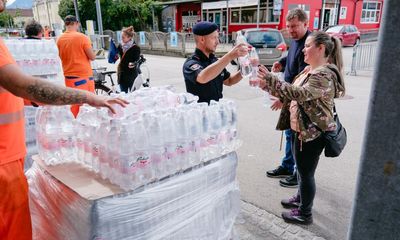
top-left (281, 129), bottom-right (295, 173)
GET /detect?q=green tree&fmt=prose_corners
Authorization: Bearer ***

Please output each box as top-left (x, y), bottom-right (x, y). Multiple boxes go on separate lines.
top-left (0, 12), bottom-right (13, 28)
top-left (58, 0), bottom-right (159, 31)
top-left (58, 0), bottom-right (75, 20)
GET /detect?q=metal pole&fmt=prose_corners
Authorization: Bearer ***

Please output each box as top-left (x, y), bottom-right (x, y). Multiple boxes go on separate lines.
top-left (95, 0), bottom-right (104, 48)
top-left (152, 5), bottom-right (156, 31)
top-left (226, 0), bottom-right (229, 43)
top-left (256, 0), bottom-right (260, 28)
top-left (73, 0), bottom-right (80, 22)
top-left (348, 0), bottom-right (400, 239)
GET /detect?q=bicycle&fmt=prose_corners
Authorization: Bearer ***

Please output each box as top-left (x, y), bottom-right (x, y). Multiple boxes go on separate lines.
top-left (93, 54), bottom-right (150, 95)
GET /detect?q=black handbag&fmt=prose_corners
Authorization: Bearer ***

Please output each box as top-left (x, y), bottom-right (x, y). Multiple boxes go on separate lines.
top-left (298, 105), bottom-right (347, 158)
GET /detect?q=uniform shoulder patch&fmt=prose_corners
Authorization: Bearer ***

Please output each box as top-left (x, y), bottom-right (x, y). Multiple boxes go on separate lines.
top-left (190, 64), bottom-right (201, 71)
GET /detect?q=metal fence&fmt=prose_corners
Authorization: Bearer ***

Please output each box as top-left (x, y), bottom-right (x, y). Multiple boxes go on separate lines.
top-left (350, 42), bottom-right (379, 75)
top-left (103, 30), bottom-right (231, 57)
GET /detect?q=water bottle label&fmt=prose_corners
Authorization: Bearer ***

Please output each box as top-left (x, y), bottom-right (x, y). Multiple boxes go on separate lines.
top-left (137, 155), bottom-right (150, 169)
top-left (129, 164), bottom-right (138, 173)
top-left (84, 142), bottom-right (91, 153)
top-left (207, 136), bottom-right (217, 145)
top-left (176, 144), bottom-right (188, 155)
top-left (92, 145), bottom-right (99, 157)
top-left (164, 146), bottom-right (177, 159)
top-left (58, 138), bottom-right (68, 147)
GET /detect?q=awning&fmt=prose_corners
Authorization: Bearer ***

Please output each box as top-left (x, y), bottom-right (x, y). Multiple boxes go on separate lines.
top-left (202, 0), bottom-right (258, 10)
top-left (153, 0), bottom-right (200, 6)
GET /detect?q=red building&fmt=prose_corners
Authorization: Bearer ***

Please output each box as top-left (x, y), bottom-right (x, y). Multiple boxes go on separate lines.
top-left (160, 0), bottom-right (383, 35)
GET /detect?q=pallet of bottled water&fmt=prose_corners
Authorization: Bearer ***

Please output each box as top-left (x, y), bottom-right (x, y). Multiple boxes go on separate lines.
top-left (27, 151), bottom-right (239, 239)
top-left (4, 38), bottom-right (65, 85)
top-left (35, 87), bottom-right (241, 191)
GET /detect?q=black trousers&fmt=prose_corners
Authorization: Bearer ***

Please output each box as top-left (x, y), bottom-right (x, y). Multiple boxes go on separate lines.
top-left (118, 70), bottom-right (138, 93)
top-left (291, 131), bottom-right (325, 216)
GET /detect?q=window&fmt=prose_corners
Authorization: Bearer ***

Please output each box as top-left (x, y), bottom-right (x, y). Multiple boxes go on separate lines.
top-left (231, 10), bottom-right (240, 23)
top-left (229, 0), bottom-right (279, 24)
top-left (361, 1), bottom-right (382, 23)
top-left (241, 8), bottom-right (257, 23)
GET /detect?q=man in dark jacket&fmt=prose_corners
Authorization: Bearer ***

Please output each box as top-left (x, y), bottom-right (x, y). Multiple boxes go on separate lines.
top-left (266, 8), bottom-right (310, 188)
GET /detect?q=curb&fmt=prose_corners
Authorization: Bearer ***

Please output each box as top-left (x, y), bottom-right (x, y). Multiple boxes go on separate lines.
top-left (234, 201), bottom-right (326, 240)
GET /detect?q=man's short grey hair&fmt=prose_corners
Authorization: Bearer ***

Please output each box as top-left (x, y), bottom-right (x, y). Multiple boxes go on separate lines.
top-left (286, 8), bottom-right (308, 22)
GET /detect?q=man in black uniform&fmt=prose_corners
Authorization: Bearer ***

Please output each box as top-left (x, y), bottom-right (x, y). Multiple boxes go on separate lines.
top-left (183, 21), bottom-right (248, 104)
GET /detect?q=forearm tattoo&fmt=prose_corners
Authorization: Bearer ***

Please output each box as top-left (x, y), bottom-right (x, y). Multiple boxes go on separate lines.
top-left (26, 80), bottom-right (88, 105)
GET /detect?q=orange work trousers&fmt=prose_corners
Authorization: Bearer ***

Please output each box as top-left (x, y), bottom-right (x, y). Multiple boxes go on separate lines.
top-left (0, 158), bottom-right (32, 240)
top-left (64, 76), bottom-right (95, 118)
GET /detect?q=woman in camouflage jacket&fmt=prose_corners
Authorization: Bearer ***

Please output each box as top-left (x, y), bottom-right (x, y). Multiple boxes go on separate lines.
top-left (258, 31), bottom-right (345, 225)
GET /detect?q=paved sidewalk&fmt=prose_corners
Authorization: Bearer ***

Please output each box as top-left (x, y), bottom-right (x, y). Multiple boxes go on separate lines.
top-left (235, 201), bottom-right (326, 240)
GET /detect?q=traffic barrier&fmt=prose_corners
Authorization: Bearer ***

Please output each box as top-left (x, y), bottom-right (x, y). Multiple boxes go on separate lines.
top-left (350, 42), bottom-right (378, 75)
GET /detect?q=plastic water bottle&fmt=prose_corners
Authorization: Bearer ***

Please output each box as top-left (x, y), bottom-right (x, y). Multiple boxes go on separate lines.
top-left (118, 123), bottom-right (135, 190)
top-left (249, 48), bottom-right (260, 88)
top-left (58, 106), bottom-right (76, 162)
top-left (132, 119), bottom-right (152, 186)
top-left (236, 31), bottom-right (252, 78)
top-left (161, 110), bottom-right (178, 177)
top-left (107, 119), bottom-right (121, 184)
top-left (42, 108), bottom-right (62, 165)
top-left (98, 118), bottom-right (111, 179)
top-left (146, 114), bottom-right (166, 180)
top-left (175, 109), bottom-right (191, 171)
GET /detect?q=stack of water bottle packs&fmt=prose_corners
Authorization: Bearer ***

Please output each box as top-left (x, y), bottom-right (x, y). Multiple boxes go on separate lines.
top-left (4, 39), bottom-right (65, 170)
top-left (35, 87), bottom-right (241, 191)
top-left (4, 39), bottom-right (65, 85)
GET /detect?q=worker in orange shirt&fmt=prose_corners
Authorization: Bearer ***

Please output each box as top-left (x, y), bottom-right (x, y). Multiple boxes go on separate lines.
top-left (0, 3), bottom-right (127, 240)
top-left (57, 15), bottom-right (97, 117)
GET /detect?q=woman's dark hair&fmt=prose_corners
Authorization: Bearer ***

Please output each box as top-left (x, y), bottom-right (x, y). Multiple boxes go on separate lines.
top-left (122, 26), bottom-right (134, 38)
top-left (309, 31), bottom-right (343, 73)
top-left (25, 20), bottom-right (43, 37)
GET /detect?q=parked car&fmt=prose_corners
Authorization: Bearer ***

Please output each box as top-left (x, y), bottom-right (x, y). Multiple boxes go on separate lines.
top-left (233, 28), bottom-right (288, 67)
top-left (325, 25), bottom-right (361, 46)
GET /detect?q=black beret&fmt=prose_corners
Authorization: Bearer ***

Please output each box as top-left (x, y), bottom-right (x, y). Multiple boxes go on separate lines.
top-left (193, 21), bottom-right (218, 36)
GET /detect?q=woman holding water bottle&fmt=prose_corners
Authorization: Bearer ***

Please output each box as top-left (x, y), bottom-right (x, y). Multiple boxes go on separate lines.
top-left (117, 26), bottom-right (141, 93)
top-left (257, 31), bottom-right (345, 225)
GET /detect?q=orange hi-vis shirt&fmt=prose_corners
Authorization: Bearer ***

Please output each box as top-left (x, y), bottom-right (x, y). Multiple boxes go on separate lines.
top-left (0, 39), bottom-right (26, 165)
top-left (57, 31), bottom-right (93, 78)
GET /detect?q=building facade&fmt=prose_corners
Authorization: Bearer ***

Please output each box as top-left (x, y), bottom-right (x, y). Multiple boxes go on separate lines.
top-left (32, 0), bottom-right (63, 30)
top-left (161, 0), bottom-right (383, 35)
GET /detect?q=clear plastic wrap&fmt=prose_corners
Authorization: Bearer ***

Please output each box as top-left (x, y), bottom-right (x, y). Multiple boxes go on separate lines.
top-left (27, 152), bottom-right (240, 240)
top-left (24, 106), bottom-right (38, 171)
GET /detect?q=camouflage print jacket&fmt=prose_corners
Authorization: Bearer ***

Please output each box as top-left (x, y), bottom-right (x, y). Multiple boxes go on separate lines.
top-left (264, 64), bottom-right (345, 142)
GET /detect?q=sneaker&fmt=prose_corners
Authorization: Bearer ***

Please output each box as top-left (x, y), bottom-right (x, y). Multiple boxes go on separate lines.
top-left (279, 173), bottom-right (298, 188)
top-left (266, 166), bottom-right (292, 178)
top-left (281, 195), bottom-right (300, 208)
top-left (282, 209), bottom-right (313, 225)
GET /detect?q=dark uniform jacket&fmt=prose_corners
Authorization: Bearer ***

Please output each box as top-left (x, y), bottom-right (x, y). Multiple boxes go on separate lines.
top-left (183, 48), bottom-right (230, 103)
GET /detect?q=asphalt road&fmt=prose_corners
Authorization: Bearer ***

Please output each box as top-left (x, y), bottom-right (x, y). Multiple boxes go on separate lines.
top-left (96, 46), bottom-right (374, 240)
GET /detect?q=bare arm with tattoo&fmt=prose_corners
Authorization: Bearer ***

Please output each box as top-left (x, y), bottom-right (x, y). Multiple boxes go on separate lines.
top-left (0, 64), bottom-right (128, 113)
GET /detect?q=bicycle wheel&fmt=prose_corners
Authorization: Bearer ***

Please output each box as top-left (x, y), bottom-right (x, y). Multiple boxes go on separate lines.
top-left (95, 83), bottom-right (112, 95)
top-left (140, 64), bottom-right (150, 87)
